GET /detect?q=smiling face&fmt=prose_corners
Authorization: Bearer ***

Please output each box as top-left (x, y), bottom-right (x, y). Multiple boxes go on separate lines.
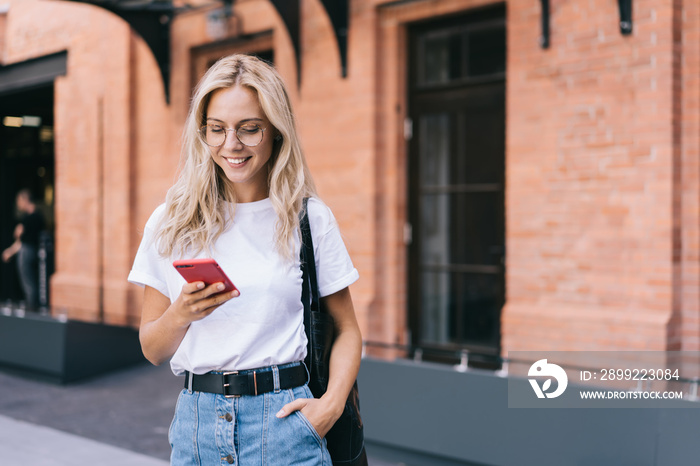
top-left (205, 85), bottom-right (276, 203)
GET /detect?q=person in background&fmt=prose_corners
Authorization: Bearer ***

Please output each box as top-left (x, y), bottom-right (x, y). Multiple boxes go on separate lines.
top-left (2, 189), bottom-right (45, 311)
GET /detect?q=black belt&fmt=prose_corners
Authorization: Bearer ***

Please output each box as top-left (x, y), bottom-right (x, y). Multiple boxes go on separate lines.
top-left (184, 363), bottom-right (308, 398)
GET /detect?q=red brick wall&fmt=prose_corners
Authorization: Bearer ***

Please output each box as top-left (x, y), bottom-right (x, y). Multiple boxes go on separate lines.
top-left (502, 0), bottom-right (689, 352)
top-left (679, 0), bottom-right (700, 351)
top-left (3, 0), bottom-right (699, 357)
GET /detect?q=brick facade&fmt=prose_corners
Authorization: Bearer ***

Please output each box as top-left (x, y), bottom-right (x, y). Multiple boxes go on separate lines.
top-left (502, 0), bottom-right (700, 353)
top-left (1, 0), bottom-right (699, 355)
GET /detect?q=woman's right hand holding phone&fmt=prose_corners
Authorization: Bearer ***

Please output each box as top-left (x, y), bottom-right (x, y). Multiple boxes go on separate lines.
top-left (139, 283), bottom-right (239, 365)
top-left (170, 281), bottom-right (239, 327)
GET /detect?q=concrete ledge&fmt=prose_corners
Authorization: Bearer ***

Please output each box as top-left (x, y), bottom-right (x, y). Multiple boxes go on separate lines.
top-left (357, 357), bottom-right (700, 466)
top-left (0, 313), bottom-right (144, 383)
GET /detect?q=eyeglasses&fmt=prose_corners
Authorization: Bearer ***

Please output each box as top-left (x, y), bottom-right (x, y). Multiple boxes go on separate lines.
top-left (199, 124), bottom-right (266, 147)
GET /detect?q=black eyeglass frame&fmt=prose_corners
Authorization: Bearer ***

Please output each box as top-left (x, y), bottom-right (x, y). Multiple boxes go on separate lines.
top-left (198, 124), bottom-right (267, 147)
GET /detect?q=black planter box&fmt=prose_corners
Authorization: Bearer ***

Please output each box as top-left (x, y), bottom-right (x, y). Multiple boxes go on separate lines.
top-left (0, 312), bottom-right (145, 383)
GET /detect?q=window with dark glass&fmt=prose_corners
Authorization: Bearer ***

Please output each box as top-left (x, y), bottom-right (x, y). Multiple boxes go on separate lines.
top-left (408, 5), bottom-right (506, 364)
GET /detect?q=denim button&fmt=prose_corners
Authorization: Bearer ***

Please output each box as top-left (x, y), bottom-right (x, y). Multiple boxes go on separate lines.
top-left (225, 412), bottom-right (233, 422)
top-left (225, 454), bottom-right (234, 464)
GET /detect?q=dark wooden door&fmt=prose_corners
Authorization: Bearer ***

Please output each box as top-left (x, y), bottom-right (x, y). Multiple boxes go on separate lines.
top-left (408, 6), bottom-right (506, 358)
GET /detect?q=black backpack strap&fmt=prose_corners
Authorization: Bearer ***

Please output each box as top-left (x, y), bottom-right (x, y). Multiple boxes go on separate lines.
top-left (300, 201), bottom-right (310, 319)
top-left (299, 197), bottom-right (321, 314)
top-left (299, 197), bottom-right (317, 371)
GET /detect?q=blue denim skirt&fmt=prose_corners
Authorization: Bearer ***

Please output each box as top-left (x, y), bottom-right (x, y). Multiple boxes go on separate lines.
top-left (169, 362), bottom-right (332, 465)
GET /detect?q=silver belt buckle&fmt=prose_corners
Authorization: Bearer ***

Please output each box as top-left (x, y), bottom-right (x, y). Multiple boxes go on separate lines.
top-left (222, 371), bottom-right (240, 398)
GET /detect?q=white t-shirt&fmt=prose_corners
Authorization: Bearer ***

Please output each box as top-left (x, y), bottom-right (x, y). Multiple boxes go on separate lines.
top-left (127, 197), bottom-right (359, 376)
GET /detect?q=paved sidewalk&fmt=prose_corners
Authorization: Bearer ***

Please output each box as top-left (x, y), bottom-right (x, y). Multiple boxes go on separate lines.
top-left (0, 362), bottom-right (178, 460)
top-left (0, 363), bottom-right (399, 466)
top-left (0, 414), bottom-right (169, 466)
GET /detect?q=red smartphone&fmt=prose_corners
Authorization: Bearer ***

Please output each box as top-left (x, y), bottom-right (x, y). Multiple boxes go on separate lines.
top-left (173, 258), bottom-right (238, 294)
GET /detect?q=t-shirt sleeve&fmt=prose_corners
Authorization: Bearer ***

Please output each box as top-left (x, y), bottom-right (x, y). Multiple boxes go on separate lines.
top-left (307, 198), bottom-right (359, 297)
top-left (127, 205), bottom-right (171, 298)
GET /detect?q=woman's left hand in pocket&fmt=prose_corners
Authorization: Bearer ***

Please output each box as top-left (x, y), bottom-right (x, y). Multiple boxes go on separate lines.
top-left (276, 397), bottom-right (342, 438)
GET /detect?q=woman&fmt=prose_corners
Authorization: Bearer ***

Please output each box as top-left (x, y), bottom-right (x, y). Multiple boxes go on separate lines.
top-left (128, 54), bottom-right (362, 465)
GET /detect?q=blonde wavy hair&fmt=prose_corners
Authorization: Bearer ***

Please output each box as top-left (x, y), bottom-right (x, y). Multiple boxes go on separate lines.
top-left (156, 54), bottom-right (317, 261)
